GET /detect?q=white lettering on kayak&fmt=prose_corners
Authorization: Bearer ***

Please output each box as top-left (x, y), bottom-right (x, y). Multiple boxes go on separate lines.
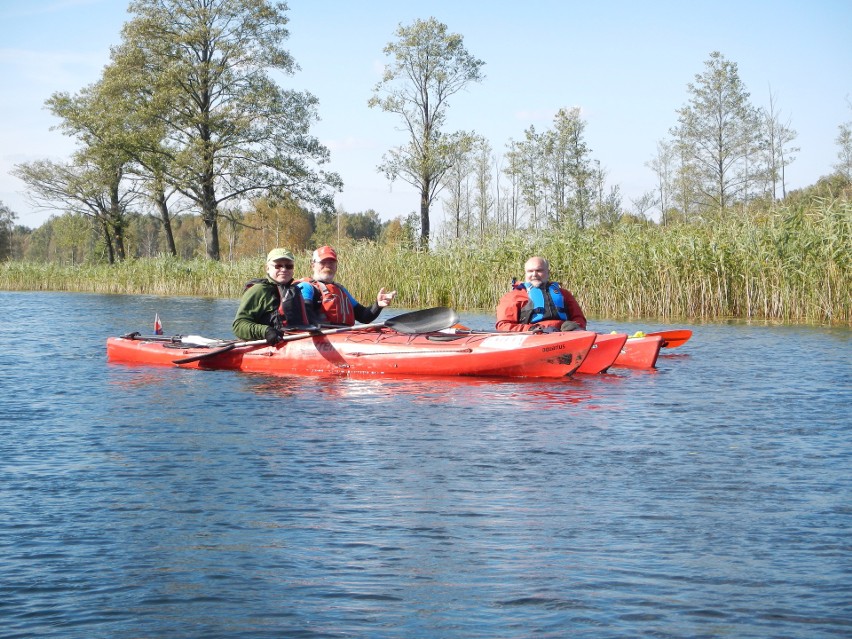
top-left (479, 335), bottom-right (529, 350)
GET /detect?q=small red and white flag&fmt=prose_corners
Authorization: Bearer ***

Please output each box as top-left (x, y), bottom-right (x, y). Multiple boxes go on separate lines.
top-left (154, 313), bottom-right (163, 335)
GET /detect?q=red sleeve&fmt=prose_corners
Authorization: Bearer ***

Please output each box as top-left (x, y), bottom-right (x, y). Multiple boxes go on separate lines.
top-left (561, 288), bottom-right (587, 329)
top-left (495, 289), bottom-right (537, 332)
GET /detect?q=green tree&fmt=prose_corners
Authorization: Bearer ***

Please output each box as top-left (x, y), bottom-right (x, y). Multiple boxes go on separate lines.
top-left (345, 210), bottom-right (383, 241)
top-left (646, 141), bottom-right (675, 224)
top-left (380, 216), bottom-right (408, 247)
top-left (98, 46), bottom-right (181, 257)
top-left (590, 161), bottom-right (622, 228)
top-left (24, 222), bottom-right (53, 262)
top-left (369, 17), bottom-right (484, 246)
top-left (10, 225), bottom-right (32, 261)
top-left (835, 99), bottom-right (852, 181)
top-left (41, 79), bottom-right (140, 262)
top-left (501, 141), bottom-right (524, 230)
top-left (543, 107), bottom-right (593, 229)
top-left (52, 213), bottom-right (95, 264)
top-left (129, 213), bottom-right (165, 258)
top-left (836, 123), bottom-right (852, 181)
top-left (121, 0), bottom-right (341, 260)
top-left (0, 201), bottom-right (15, 261)
top-left (671, 51), bottom-right (762, 213)
top-left (507, 126), bottom-right (546, 230)
top-left (472, 137), bottom-right (494, 239)
top-left (12, 159), bottom-right (133, 263)
top-left (760, 88), bottom-right (798, 201)
top-left (247, 196), bottom-right (314, 255)
top-left (440, 134), bottom-right (479, 239)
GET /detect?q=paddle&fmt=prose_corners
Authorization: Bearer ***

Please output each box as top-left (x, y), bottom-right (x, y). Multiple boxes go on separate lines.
top-left (172, 306), bottom-right (459, 365)
top-left (122, 332), bottom-right (227, 347)
top-left (645, 329), bottom-right (692, 348)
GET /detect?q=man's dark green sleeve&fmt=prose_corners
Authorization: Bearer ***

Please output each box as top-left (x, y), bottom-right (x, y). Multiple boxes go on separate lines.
top-left (232, 285), bottom-right (272, 340)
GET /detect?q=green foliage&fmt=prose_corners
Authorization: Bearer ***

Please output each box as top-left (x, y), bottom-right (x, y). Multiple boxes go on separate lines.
top-left (3, 196), bottom-right (849, 324)
top-left (0, 201), bottom-right (15, 261)
top-left (835, 119), bottom-right (852, 181)
top-left (369, 17), bottom-right (485, 243)
top-left (671, 51), bottom-right (762, 213)
top-left (30, 0), bottom-right (345, 262)
top-left (498, 108), bottom-right (617, 235)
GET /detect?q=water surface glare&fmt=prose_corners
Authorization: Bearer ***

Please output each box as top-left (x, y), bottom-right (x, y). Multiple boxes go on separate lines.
top-left (1, 291), bottom-right (850, 638)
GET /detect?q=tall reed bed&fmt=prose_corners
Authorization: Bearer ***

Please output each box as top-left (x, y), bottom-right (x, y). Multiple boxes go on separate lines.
top-left (1, 198), bottom-right (849, 323)
top-left (0, 256), bottom-right (296, 299)
top-left (540, 197), bottom-right (851, 323)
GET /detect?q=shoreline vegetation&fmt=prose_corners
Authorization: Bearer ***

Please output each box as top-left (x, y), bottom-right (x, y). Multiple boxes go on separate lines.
top-left (2, 198), bottom-right (850, 325)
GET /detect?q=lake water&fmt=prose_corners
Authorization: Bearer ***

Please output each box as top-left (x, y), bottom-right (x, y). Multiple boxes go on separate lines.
top-left (1, 290), bottom-right (850, 638)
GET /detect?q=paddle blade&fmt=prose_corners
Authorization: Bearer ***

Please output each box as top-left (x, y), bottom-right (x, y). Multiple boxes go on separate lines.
top-left (385, 307), bottom-right (459, 334)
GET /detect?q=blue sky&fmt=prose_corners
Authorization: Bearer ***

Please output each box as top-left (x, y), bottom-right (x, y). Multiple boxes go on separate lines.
top-left (1, 0), bottom-right (850, 229)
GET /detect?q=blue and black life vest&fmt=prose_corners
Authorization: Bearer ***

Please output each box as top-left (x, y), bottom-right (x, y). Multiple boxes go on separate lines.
top-left (517, 281), bottom-right (568, 324)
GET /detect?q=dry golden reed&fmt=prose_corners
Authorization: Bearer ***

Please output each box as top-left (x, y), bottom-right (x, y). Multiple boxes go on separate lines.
top-left (2, 199), bottom-right (849, 324)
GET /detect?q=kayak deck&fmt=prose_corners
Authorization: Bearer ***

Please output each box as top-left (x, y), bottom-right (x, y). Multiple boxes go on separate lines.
top-left (107, 328), bottom-right (598, 379)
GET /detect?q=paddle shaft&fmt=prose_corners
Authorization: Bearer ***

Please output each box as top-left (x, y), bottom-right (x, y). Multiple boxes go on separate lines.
top-left (171, 306), bottom-right (458, 365)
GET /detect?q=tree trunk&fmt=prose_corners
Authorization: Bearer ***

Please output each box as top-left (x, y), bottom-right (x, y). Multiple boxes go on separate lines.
top-left (153, 175), bottom-right (177, 256)
top-left (419, 177), bottom-right (430, 248)
top-left (100, 218), bottom-right (115, 264)
top-left (109, 187), bottom-right (126, 261)
top-left (201, 190), bottom-right (220, 261)
top-left (155, 193), bottom-right (177, 256)
top-left (201, 214), bottom-right (220, 260)
top-left (112, 222), bottom-right (126, 261)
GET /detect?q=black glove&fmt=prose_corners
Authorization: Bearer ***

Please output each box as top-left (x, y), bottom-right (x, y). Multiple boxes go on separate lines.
top-left (264, 326), bottom-right (280, 345)
top-left (531, 325), bottom-right (556, 334)
top-left (560, 320), bottom-right (581, 332)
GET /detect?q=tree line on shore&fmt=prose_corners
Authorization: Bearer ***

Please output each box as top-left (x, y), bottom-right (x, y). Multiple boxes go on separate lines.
top-left (2, 176), bottom-right (849, 325)
top-left (3, 1), bottom-right (851, 266)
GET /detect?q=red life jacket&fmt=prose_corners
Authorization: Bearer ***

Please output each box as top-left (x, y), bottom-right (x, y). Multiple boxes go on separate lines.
top-left (301, 279), bottom-right (356, 326)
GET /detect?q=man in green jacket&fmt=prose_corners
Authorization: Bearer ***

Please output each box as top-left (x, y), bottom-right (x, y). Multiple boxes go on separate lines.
top-left (232, 248), bottom-right (312, 343)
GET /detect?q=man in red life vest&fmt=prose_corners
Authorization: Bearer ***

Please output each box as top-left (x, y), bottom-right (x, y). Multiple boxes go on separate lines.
top-left (232, 248), bottom-right (311, 343)
top-left (297, 246), bottom-right (397, 326)
top-left (495, 256), bottom-right (587, 333)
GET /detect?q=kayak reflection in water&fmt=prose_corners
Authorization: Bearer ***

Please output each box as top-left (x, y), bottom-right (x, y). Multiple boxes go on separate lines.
top-left (495, 256), bottom-right (587, 333)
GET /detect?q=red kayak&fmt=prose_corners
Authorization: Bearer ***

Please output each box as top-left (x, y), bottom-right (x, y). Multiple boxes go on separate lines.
top-left (649, 329), bottom-right (693, 348)
top-left (575, 333), bottom-right (628, 374)
top-left (444, 327), bottom-right (692, 374)
top-left (507, 331), bottom-right (661, 373)
top-left (612, 329), bottom-right (694, 369)
top-left (106, 328), bottom-right (599, 379)
top-left (612, 334), bottom-right (664, 369)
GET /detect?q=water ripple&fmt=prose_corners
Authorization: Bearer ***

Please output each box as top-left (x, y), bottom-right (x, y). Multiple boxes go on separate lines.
top-left (0, 293), bottom-right (850, 638)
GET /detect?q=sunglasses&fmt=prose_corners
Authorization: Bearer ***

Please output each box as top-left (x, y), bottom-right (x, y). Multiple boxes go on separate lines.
top-left (271, 263), bottom-right (294, 270)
